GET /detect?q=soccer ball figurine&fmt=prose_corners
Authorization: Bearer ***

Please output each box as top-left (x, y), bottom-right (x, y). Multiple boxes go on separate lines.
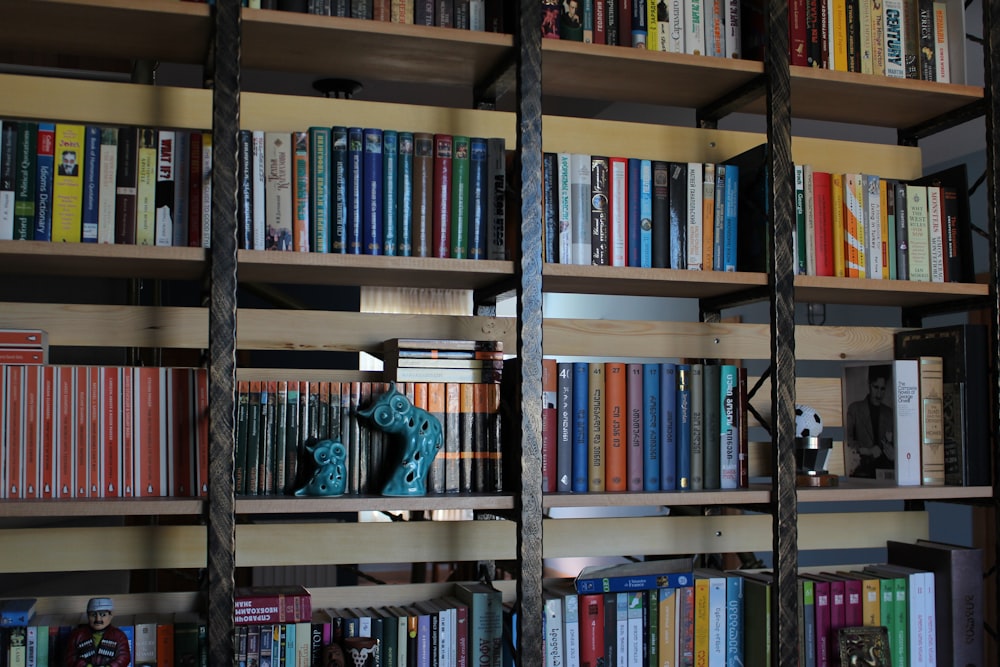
top-left (794, 404), bottom-right (823, 437)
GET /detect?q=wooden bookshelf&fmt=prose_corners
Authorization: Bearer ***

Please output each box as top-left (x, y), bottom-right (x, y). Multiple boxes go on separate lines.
top-left (543, 264), bottom-right (767, 298)
top-left (235, 494), bottom-right (516, 514)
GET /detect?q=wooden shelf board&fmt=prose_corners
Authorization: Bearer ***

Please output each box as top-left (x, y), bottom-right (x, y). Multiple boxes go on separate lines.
top-left (238, 250), bottom-right (515, 289)
top-left (541, 41), bottom-right (764, 108)
top-left (0, 0), bottom-right (211, 64)
top-left (543, 486), bottom-right (771, 508)
top-left (794, 275), bottom-right (989, 307)
top-left (236, 493), bottom-right (515, 514)
top-left (798, 482), bottom-right (994, 502)
top-left (241, 10), bottom-right (513, 87)
top-left (543, 264), bottom-right (768, 298)
top-left (0, 497), bottom-right (203, 518)
top-left (0, 241), bottom-right (206, 280)
top-left (742, 66), bottom-right (984, 128)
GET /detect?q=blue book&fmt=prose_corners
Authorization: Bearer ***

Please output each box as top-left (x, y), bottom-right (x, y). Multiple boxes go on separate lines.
top-left (676, 364), bottom-right (692, 491)
top-left (309, 126), bottom-right (331, 253)
top-left (285, 622), bottom-right (297, 667)
top-left (397, 131), bottom-right (414, 256)
top-left (722, 163), bottom-right (739, 271)
top-left (720, 364), bottom-right (739, 489)
top-left (557, 362), bottom-right (575, 493)
top-left (627, 158), bottom-right (641, 267)
top-left (726, 573), bottom-right (745, 667)
top-left (0, 598), bottom-right (35, 626)
top-left (639, 159), bottom-right (653, 268)
top-left (642, 363), bottom-right (660, 491)
top-left (34, 122), bottom-right (54, 241)
top-left (574, 560), bottom-right (693, 594)
top-left (81, 125), bottom-right (101, 243)
top-left (382, 129), bottom-right (398, 255)
top-left (659, 362), bottom-right (677, 491)
top-left (362, 128), bottom-right (383, 255)
top-left (713, 164), bottom-right (727, 271)
top-left (572, 362), bottom-right (590, 492)
top-left (347, 126), bottom-right (364, 254)
top-left (468, 136), bottom-right (489, 259)
top-left (331, 126), bottom-right (348, 253)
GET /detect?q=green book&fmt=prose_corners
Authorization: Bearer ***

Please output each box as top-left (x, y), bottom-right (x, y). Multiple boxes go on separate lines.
top-left (331, 126), bottom-right (348, 253)
top-left (309, 126), bottom-right (331, 253)
top-left (450, 135), bottom-right (470, 258)
top-left (383, 129), bottom-right (398, 255)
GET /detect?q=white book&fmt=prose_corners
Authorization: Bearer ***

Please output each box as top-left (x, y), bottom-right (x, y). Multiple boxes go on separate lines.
top-left (557, 152), bottom-right (573, 263)
top-left (615, 593), bottom-right (627, 667)
top-left (252, 129), bottom-right (266, 250)
top-left (892, 359), bottom-right (921, 485)
top-left (610, 157), bottom-right (627, 267)
top-left (803, 164), bottom-right (816, 276)
top-left (98, 127), bottom-right (118, 244)
top-left (864, 174), bottom-right (883, 279)
top-left (883, 0), bottom-right (907, 77)
top-left (794, 164), bottom-right (804, 274)
top-left (626, 592), bottom-right (643, 667)
top-left (562, 587), bottom-right (580, 667)
top-left (570, 153), bottom-right (591, 265)
top-left (201, 132), bottom-right (213, 248)
top-left (926, 185), bottom-right (945, 282)
top-left (724, 0), bottom-right (741, 58)
top-left (265, 132), bottom-right (293, 251)
top-left (685, 0), bottom-right (705, 55)
top-left (668, 0), bottom-right (685, 52)
top-left (686, 162), bottom-right (703, 269)
top-left (543, 592), bottom-right (564, 667)
top-left (708, 576), bottom-right (727, 666)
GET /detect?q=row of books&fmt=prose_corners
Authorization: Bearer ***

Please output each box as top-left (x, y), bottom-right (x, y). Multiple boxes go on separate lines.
top-left (794, 163), bottom-right (975, 283)
top-left (237, 379), bottom-right (504, 497)
top-left (542, 154), bottom-right (746, 271)
top-left (0, 365), bottom-right (209, 501)
top-left (245, 0), bottom-right (510, 33)
top-left (541, 360), bottom-right (750, 494)
top-left (541, 0), bottom-right (743, 60)
top-left (786, 0), bottom-right (962, 83)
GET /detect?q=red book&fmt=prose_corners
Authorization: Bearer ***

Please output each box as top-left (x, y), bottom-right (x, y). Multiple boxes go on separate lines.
top-left (812, 170), bottom-right (834, 276)
top-left (5, 365), bottom-right (23, 498)
top-left (604, 362), bottom-right (627, 491)
top-left (0, 348), bottom-right (45, 364)
top-left (87, 366), bottom-right (101, 497)
top-left (0, 328), bottom-right (47, 347)
top-left (593, 0), bottom-right (606, 44)
top-left (135, 367), bottom-right (165, 497)
top-left (617, 0), bottom-right (632, 45)
top-left (789, 0), bottom-right (808, 65)
top-left (23, 365), bottom-right (40, 499)
top-left (432, 134), bottom-right (453, 258)
top-left (74, 368), bottom-right (90, 498)
top-left (102, 367), bottom-right (121, 497)
top-left (579, 594), bottom-right (605, 667)
top-left (234, 586), bottom-right (312, 625)
top-left (40, 366), bottom-right (56, 498)
top-left (187, 131), bottom-right (203, 247)
top-left (156, 620), bottom-right (174, 667)
top-left (542, 358), bottom-right (557, 493)
top-left (170, 368), bottom-right (194, 497)
top-left (121, 366), bottom-right (135, 497)
top-left (195, 368), bottom-right (209, 496)
top-left (56, 366), bottom-right (74, 498)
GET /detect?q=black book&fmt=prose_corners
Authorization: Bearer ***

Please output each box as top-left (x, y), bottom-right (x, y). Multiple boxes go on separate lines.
top-left (893, 323), bottom-right (989, 486)
top-left (651, 160), bottom-right (670, 268)
top-left (912, 163), bottom-right (974, 283)
top-left (724, 143), bottom-right (769, 274)
top-left (543, 152), bottom-right (557, 262)
top-left (667, 162), bottom-right (687, 270)
top-left (237, 129), bottom-right (253, 250)
top-left (590, 155), bottom-right (610, 266)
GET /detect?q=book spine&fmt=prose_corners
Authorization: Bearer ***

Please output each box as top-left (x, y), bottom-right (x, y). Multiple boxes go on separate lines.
top-left (200, 132), bottom-right (212, 248)
top-left (265, 131), bottom-right (293, 251)
top-left (292, 130), bottom-right (311, 252)
top-left (486, 137), bottom-right (507, 260)
top-left (238, 129), bottom-right (254, 249)
top-left (13, 121), bottom-right (37, 240)
top-left (467, 136), bottom-right (489, 260)
top-left (363, 128), bottom-right (383, 255)
top-left (309, 126), bottom-right (331, 253)
top-left (135, 128), bottom-right (158, 246)
top-left (813, 170), bottom-right (834, 276)
top-left (626, 363), bottom-right (644, 492)
top-left (685, 162), bottom-right (703, 269)
top-left (667, 162), bottom-right (686, 269)
top-left (332, 126), bottom-right (349, 253)
top-left (547, 152), bottom-right (563, 263)
top-left (34, 122), bottom-right (55, 242)
top-left (98, 127), bottom-right (118, 244)
top-left (676, 364), bottom-right (692, 490)
top-left (917, 0), bottom-right (936, 79)
top-left (639, 159), bottom-right (653, 268)
top-left (918, 356), bottom-right (945, 485)
top-left (722, 163), bottom-right (739, 271)
top-left (556, 362), bottom-right (575, 493)
top-left (590, 155), bottom-right (610, 266)
top-left (906, 184), bottom-right (931, 281)
top-left (450, 135), bottom-right (471, 259)
top-left (884, 0), bottom-right (906, 76)
top-left (587, 362), bottom-right (606, 492)
top-left (383, 129), bottom-right (398, 255)
top-left (398, 131), bottom-right (415, 256)
top-left (719, 364), bottom-right (739, 489)
top-left (830, 172), bottom-right (846, 277)
top-left (702, 364), bottom-right (721, 489)
top-left (701, 162), bottom-right (716, 271)
top-left (627, 157), bottom-right (641, 267)
top-left (171, 130), bottom-right (189, 247)
top-left (604, 362), bottom-right (627, 491)
top-left (609, 156), bottom-right (628, 267)
top-left (347, 127), bottom-right (364, 254)
top-left (572, 362), bottom-right (590, 492)
top-left (52, 123), bottom-right (88, 242)
top-left (659, 362), bottom-right (677, 490)
top-left (0, 121), bottom-right (15, 240)
top-left (642, 363), bottom-right (660, 490)
top-left (542, 359), bottom-right (558, 493)
top-left (432, 134), bottom-right (453, 258)
top-left (571, 153), bottom-right (592, 264)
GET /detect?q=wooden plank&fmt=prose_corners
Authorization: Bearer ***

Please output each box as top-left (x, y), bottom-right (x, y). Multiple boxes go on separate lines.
top-left (798, 512), bottom-right (929, 550)
top-left (309, 580), bottom-right (519, 608)
top-left (30, 592), bottom-right (201, 617)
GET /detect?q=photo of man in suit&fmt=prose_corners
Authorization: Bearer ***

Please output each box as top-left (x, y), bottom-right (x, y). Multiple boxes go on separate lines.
top-left (844, 364), bottom-right (895, 480)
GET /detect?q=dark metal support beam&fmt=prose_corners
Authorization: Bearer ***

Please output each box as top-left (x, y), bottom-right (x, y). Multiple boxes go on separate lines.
top-left (898, 98), bottom-right (986, 146)
top-left (696, 74), bottom-right (768, 128)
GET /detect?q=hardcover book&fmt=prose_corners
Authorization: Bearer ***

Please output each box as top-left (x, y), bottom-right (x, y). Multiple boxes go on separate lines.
top-left (51, 123), bottom-right (87, 242)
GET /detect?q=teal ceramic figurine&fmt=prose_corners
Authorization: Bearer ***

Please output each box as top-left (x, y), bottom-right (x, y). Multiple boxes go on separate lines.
top-left (358, 383), bottom-right (443, 496)
top-left (294, 439), bottom-right (348, 496)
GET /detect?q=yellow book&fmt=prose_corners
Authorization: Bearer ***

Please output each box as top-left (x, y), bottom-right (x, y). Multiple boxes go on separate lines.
top-left (658, 587), bottom-right (679, 667)
top-left (833, 0), bottom-right (849, 70)
top-left (859, 0), bottom-right (874, 74)
top-left (830, 173), bottom-right (846, 277)
top-left (701, 163), bottom-right (715, 271)
top-left (879, 179), bottom-right (890, 278)
top-left (843, 173), bottom-right (865, 278)
top-left (647, 0), bottom-right (659, 51)
top-left (870, 0), bottom-right (885, 75)
top-left (588, 361), bottom-right (605, 492)
top-left (918, 355), bottom-right (945, 485)
top-left (51, 123), bottom-right (86, 242)
top-left (694, 578), bottom-right (710, 667)
top-left (136, 128), bottom-right (158, 246)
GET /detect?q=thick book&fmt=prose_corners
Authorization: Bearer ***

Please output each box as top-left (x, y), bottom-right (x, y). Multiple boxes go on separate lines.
top-left (291, 130), bottom-right (311, 252)
top-left (363, 127), bottom-right (383, 255)
top-left (33, 122), bottom-right (55, 241)
top-left (413, 131), bottom-right (435, 257)
top-left (453, 583), bottom-right (502, 667)
top-left (588, 362), bottom-right (606, 492)
top-left (309, 126), bottom-right (331, 253)
top-left (12, 121), bottom-right (37, 240)
top-left (702, 364), bottom-right (721, 490)
top-left (557, 362), bottom-right (575, 492)
top-left (451, 135), bottom-right (471, 258)
top-left (467, 136), bottom-right (489, 259)
top-left (51, 123), bottom-right (87, 242)
top-left (659, 362), bottom-right (677, 490)
top-left (332, 126), bottom-right (348, 253)
top-left (590, 155), bottom-right (610, 265)
top-left (917, 355), bottom-right (945, 485)
top-left (235, 586), bottom-right (312, 625)
top-left (604, 362), bottom-right (627, 491)
top-left (642, 363), bottom-right (661, 491)
top-left (667, 161), bottom-right (686, 269)
top-left (542, 358), bottom-right (558, 493)
top-left (572, 361), bottom-right (590, 492)
top-left (575, 559), bottom-right (693, 594)
top-left (911, 163), bottom-right (975, 282)
top-left (347, 127), bottom-right (364, 254)
top-left (626, 363), bottom-right (644, 491)
top-left (154, 129), bottom-right (175, 246)
top-left (432, 133), bottom-right (453, 258)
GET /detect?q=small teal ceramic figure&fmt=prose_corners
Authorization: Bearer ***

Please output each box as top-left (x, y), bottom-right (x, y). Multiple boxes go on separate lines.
top-left (294, 439), bottom-right (348, 496)
top-left (358, 383), bottom-right (443, 496)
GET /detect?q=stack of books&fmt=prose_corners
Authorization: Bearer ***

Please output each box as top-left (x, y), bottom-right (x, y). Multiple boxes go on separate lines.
top-left (0, 328), bottom-right (47, 365)
top-left (382, 338), bottom-right (504, 384)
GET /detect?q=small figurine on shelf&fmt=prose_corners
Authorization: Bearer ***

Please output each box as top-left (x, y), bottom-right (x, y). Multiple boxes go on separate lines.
top-left (294, 439), bottom-right (348, 497)
top-left (358, 383), bottom-right (443, 496)
top-left (65, 597), bottom-right (131, 667)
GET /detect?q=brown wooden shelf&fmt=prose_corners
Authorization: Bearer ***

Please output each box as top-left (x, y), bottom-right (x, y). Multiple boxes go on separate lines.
top-left (794, 274), bottom-right (989, 307)
top-left (241, 8), bottom-right (513, 87)
top-left (0, 0), bottom-right (211, 65)
top-left (236, 493), bottom-right (515, 514)
top-left (0, 241), bottom-right (206, 280)
top-left (543, 486), bottom-right (771, 508)
top-left (541, 40), bottom-right (764, 109)
top-left (0, 497), bottom-right (204, 517)
top-left (797, 482), bottom-right (995, 503)
top-left (542, 263), bottom-right (768, 298)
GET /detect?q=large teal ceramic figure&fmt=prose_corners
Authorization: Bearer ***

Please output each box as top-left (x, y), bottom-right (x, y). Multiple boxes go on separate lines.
top-left (294, 439), bottom-right (348, 496)
top-left (358, 383), bottom-right (443, 496)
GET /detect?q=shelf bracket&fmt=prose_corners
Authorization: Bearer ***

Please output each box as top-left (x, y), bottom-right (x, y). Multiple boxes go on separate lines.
top-left (696, 74), bottom-right (768, 128)
top-left (474, 53), bottom-right (517, 110)
top-left (898, 98), bottom-right (986, 145)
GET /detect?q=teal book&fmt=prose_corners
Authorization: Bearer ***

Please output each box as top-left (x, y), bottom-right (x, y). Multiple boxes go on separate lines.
top-left (382, 129), bottom-right (398, 255)
top-left (450, 135), bottom-right (470, 258)
top-left (725, 573), bottom-right (744, 667)
top-left (397, 131), bottom-right (414, 256)
top-left (639, 158), bottom-right (652, 268)
top-left (309, 126), bottom-right (331, 253)
top-left (454, 583), bottom-right (502, 667)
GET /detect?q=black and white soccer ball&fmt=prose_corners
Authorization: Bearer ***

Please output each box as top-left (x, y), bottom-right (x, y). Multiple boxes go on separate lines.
top-left (794, 404), bottom-right (823, 437)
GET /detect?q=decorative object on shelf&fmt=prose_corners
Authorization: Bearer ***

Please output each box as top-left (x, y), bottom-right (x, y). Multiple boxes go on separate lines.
top-left (322, 642), bottom-right (346, 667)
top-left (794, 404), bottom-right (837, 488)
top-left (341, 637), bottom-right (379, 667)
top-left (66, 597), bottom-right (131, 667)
top-left (358, 382), bottom-right (443, 496)
top-left (837, 626), bottom-right (891, 666)
top-left (294, 439), bottom-right (348, 497)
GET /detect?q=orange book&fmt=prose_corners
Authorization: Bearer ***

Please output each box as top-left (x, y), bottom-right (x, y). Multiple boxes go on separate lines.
top-left (40, 366), bottom-right (56, 498)
top-left (830, 173), bottom-right (846, 277)
top-left (74, 367), bottom-right (90, 498)
top-left (156, 618), bottom-right (175, 667)
top-left (444, 382), bottom-right (461, 492)
top-left (693, 577), bottom-right (711, 666)
top-left (23, 365), bottom-right (41, 499)
top-left (88, 366), bottom-right (101, 497)
top-left (701, 163), bottom-right (716, 271)
top-left (102, 367), bottom-right (121, 498)
top-left (604, 362), bottom-right (627, 491)
top-left (195, 368), bottom-right (209, 496)
top-left (459, 382), bottom-right (475, 493)
top-left (5, 365), bottom-right (23, 498)
top-left (121, 367), bottom-right (135, 497)
top-left (542, 358), bottom-right (558, 493)
top-left (56, 366), bottom-right (74, 498)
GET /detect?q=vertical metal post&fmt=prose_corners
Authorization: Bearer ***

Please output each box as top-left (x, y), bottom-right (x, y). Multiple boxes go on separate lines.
top-left (764, 0), bottom-right (798, 661)
top-left (206, 0), bottom-right (240, 663)
top-left (516, 0), bottom-right (544, 663)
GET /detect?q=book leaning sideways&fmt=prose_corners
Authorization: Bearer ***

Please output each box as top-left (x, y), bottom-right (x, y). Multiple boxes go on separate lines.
top-left (574, 557), bottom-right (693, 593)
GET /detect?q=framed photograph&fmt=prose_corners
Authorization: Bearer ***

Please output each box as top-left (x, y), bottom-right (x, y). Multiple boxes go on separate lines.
top-left (838, 625), bottom-right (892, 666)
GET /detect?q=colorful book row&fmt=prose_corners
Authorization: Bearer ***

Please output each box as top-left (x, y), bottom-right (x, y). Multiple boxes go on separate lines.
top-left (251, 0), bottom-right (510, 33)
top-left (0, 365), bottom-right (209, 500)
top-left (236, 379), bottom-right (504, 497)
top-left (541, 360), bottom-right (750, 494)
